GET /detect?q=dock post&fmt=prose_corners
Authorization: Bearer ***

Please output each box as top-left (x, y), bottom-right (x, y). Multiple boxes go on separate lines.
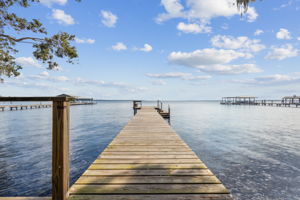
top-left (133, 100), bottom-right (142, 115)
top-left (133, 101), bottom-right (137, 115)
top-left (52, 100), bottom-right (70, 200)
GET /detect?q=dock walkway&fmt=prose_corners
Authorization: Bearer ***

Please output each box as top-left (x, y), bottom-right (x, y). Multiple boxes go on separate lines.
top-left (69, 106), bottom-right (232, 200)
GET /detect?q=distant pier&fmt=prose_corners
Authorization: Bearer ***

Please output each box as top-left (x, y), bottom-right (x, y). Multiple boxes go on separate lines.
top-left (0, 102), bottom-right (96, 112)
top-left (221, 95), bottom-right (300, 108)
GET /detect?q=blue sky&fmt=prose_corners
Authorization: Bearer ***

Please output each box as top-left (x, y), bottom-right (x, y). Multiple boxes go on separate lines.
top-left (1, 0), bottom-right (300, 100)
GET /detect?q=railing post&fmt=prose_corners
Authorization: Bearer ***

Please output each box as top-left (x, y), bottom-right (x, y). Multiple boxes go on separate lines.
top-left (52, 100), bottom-right (70, 200)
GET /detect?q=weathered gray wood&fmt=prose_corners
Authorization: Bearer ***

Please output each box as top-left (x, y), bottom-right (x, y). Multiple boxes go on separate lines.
top-left (94, 158), bottom-right (202, 164)
top-left (52, 101), bottom-right (70, 200)
top-left (69, 106), bottom-right (232, 200)
top-left (100, 151), bottom-right (196, 155)
top-left (75, 176), bottom-right (220, 184)
top-left (83, 169), bottom-right (213, 176)
top-left (88, 163), bottom-right (207, 169)
top-left (70, 184), bottom-right (228, 194)
top-left (99, 155), bottom-right (198, 159)
top-left (69, 194), bottom-right (233, 200)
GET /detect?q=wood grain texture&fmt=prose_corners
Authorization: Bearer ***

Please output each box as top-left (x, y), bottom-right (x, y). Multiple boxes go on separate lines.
top-left (69, 106), bottom-right (232, 200)
top-left (52, 101), bottom-right (70, 200)
top-left (69, 194), bottom-right (233, 200)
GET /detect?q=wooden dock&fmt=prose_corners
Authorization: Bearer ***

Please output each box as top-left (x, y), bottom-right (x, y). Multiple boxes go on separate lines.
top-left (68, 106), bottom-right (232, 200)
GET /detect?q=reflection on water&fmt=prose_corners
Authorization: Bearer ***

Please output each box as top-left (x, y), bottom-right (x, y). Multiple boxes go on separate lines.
top-left (0, 101), bottom-right (300, 199)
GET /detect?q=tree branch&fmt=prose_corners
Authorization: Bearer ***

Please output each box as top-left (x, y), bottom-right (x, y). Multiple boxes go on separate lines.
top-left (0, 34), bottom-right (43, 42)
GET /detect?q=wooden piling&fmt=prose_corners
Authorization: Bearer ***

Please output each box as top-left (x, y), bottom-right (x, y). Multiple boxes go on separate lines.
top-left (52, 101), bottom-right (70, 200)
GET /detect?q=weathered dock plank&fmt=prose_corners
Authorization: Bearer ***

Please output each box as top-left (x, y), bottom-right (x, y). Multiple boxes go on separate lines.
top-left (69, 194), bottom-right (232, 200)
top-left (69, 106), bottom-right (232, 200)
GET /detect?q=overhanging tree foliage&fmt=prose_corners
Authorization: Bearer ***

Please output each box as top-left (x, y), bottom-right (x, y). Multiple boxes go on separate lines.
top-left (236, 0), bottom-right (257, 12)
top-left (0, 0), bottom-right (79, 82)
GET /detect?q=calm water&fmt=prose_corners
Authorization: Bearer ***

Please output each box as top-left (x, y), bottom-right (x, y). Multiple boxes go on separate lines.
top-left (0, 101), bottom-right (300, 200)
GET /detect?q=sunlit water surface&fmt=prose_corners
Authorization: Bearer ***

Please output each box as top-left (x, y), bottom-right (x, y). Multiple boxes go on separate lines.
top-left (0, 101), bottom-right (299, 200)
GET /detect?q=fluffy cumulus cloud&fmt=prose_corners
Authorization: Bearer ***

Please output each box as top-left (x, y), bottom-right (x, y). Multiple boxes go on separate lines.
top-left (177, 22), bottom-right (211, 34)
top-left (101, 10), bottom-right (118, 27)
top-left (146, 72), bottom-right (211, 80)
top-left (168, 48), bottom-right (262, 74)
top-left (254, 29), bottom-right (264, 36)
top-left (15, 57), bottom-right (42, 68)
top-left (211, 35), bottom-right (265, 53)
top-left (265, 44), bottom-right (298, 60)
top-left (169, 48), bottom-right (251, 66)
top-left (75, 37), bottom-right (95, 44)
top-left (156, 0), bottom-right (258, 33)
top-left (40, 0), bottom-right (67, 7)
top-left (51, 9), bottom-right (74, 25)
top-left (245, 7), bottom-right (258, 22)
top-left (276, 28), bottom-right (292, 40)
top-left (139, 44), bottom-right (153, 52)
top-left (112, 42), bottom-right (127, 51)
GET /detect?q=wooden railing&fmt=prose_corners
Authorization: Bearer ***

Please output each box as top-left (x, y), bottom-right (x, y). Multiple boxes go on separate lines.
top-left (0, 96), bottom-right (75, 200)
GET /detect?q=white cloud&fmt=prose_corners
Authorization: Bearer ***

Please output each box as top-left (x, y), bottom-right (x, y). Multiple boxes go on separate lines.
top-left (146, 72), bottom-right (192, 78)
top-left (112, 42), bottom-right (127, 51)
top-left (39, 71), bottom-right (50, 77)
top-left (169, 48), bottom-right (251, 66)
top-left (40, 0), bottom-right (67, 7)
top-left (51, 9), bottom-right (74, 25)
top-left (297, 37), bottom-right (300, 41)
top-left (151, 80), bottom-right (167, 85)
top-left (15, 57), bottom-right (42, 68)
top-left (75, 37), bottom-right (95, 44)
top-left (276, 28), bottom-right (292, 40)
top-left (139, 44), bottom-right (153, 52)
top-left (274, 1), bottom-right (295, 11)
top-left (265, 44), bottom-right (298, 60)
top-left (75, 77), bottom-right (146, 92)
top-left (146, 72), bottom-right (212, 80)
top-left (254, 29), bottom-right (264, 36)
top-left (177, 22), bottom-right (211, 34)
top-left (235, 74), bottom-right (300, 85)
top-left (101, 10), bottom-right (118, 27)
top-left (196, 64), bottom-right (262, 75)
top-left (156, 0), bottom-right (258, 29)
top-left (182, 75), bottom-right (212, 80)
top-left (211, 35), bottom-right (265, 52)
top-left (168, 48), bottom-right (262, 75)
top-left (29, 71), bottom-right (69, 82)
top-left (245, 7), bottom-right (258, 22)
top-left (156, 0), bottom-right (185, 23)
